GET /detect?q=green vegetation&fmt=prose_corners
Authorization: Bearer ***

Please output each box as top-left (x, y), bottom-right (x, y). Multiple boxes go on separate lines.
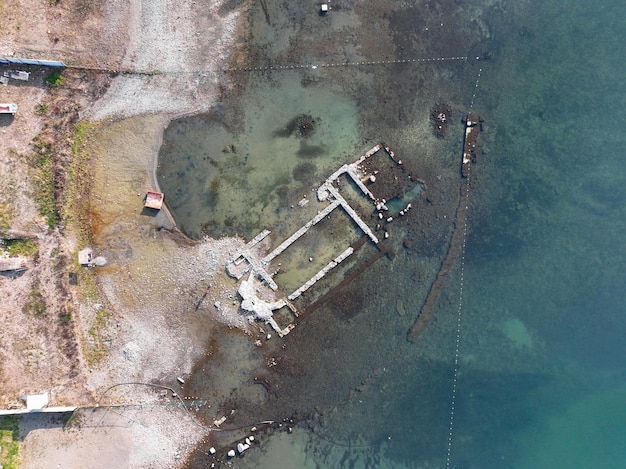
top-left (28, 118), bottom-right (95, 233)
top-left (0, 415), bottom-right (21, 469)
top-left (72, 121), bottom-right (92, 155)
top-left (64, 411), bottom-right (84, 430)
top-left (0, 202), bottom-right (12, 230)
top-left (30, 135), bottom-right (60, 229)
top-left (0, 154), bottom-right (18, 229)
top-left (35, 103), bottom-right (48, 115)
top-left (44, 71), bottom-right (64, 87)
top-left (22, 278), bottom-right (46, 318)
top-left (61, 119), bottom-right (110, 365)
top-left (78, 267), bottom-right (110, 366)
top-left (0, 236), bottom-right (38, 257)
top-left (64, 120), bottom-right (94, 244)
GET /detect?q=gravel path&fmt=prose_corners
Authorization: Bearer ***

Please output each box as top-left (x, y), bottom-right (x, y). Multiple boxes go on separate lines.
top-left (88, 0), bottom-right (242, 120)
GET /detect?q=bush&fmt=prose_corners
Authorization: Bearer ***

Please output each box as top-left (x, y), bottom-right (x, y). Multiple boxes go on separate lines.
top-left (30, 135), bottom-right (60, 229)
top-left (45, 71), bottom-right (64, 87)
top-left (35, 103), bottom-right (48, 115)
top-left (0, 237), bottom-right (39, 257)
top-left (23, 279), bottom-right (46, 318)
top-left (0, 415), bottom-right (21, 469)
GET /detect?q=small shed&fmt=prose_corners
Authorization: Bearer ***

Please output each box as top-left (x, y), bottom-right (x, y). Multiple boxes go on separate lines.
top-left (144, 191), bottom-right (164, 210)
top-left (78, 248), bottom-right (93, 266)
top-left (1, 57), bottom-right (66, 67)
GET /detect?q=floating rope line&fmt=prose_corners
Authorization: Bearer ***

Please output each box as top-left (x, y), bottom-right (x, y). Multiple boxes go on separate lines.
top-left (95, 382), bottom-right (206, 429)
top-left (445, 66), bottom-right (483, 468)
top-left (470, 66), bottom-right (483, 109)
top-left (445, 172), bottom-right (470, 467)
top-left (67, 56), bottom-right (476, 76)
top-left (224, 55), bottom-right (470, 73)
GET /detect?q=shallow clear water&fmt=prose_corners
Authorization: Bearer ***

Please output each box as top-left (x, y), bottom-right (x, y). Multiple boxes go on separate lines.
top-left (158, 72), bottom-right (359, 239)
top-left (160, 0), bottom-right (626, 467)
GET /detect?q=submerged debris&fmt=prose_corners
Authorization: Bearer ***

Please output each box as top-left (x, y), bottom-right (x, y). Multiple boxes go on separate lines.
top-left (274, 114), bottom-right (319, 139)
top-left (409, 112), bottom-right (485, 342)
top-left (430, 102), bottom-right (452, 138)
top-left (461, 113), bottom-right (483, 177)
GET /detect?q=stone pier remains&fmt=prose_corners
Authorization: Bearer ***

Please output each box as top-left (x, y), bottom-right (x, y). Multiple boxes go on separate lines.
top-left (225, 143), bottom-right (422, 335)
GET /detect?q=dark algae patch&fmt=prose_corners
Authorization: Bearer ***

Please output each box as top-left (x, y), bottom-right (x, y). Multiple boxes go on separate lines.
top-left (273, 114), bottom-right (319, 139)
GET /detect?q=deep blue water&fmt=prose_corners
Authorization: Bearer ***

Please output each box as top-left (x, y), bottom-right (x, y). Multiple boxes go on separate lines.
top-left (160, 0), bottom-right (626, 467)
top-left (450, 1), bottom-right (626, 466)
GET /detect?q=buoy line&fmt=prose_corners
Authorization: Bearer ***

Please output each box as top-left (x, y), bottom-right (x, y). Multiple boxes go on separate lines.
top-left (470, 66), bottom-right (483, 109)
top-left (445, 66), bottom-right (483, 468)
top-left (444, 170), bottom-right (470, 467)
top-left (223, 55), bottom-right (472, 73)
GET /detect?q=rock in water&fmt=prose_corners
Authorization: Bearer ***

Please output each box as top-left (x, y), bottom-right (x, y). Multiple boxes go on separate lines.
top-left (396, 298), bottom-right (406, 316)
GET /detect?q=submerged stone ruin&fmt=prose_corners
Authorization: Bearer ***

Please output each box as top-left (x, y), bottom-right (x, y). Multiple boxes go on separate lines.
top-left (225, 143), bottom-right (424, 335)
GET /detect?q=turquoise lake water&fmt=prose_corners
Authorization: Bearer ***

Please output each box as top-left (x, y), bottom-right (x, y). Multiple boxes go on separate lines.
top-left (158, 0), bottom-right (625, 467)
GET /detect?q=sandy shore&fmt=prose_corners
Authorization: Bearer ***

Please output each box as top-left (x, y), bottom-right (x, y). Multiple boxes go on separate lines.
top-left (19, 406), bottom-right (210, 469)
top-left (32, 0), bottom-right (249, 464)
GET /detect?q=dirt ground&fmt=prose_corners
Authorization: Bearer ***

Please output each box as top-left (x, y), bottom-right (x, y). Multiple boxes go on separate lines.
top-left (1, 1), bottom-right (122, 411)
top-left (0, 0), bottom-right (247, 467)
top-left (17, 405), bottom-right (211, 469)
